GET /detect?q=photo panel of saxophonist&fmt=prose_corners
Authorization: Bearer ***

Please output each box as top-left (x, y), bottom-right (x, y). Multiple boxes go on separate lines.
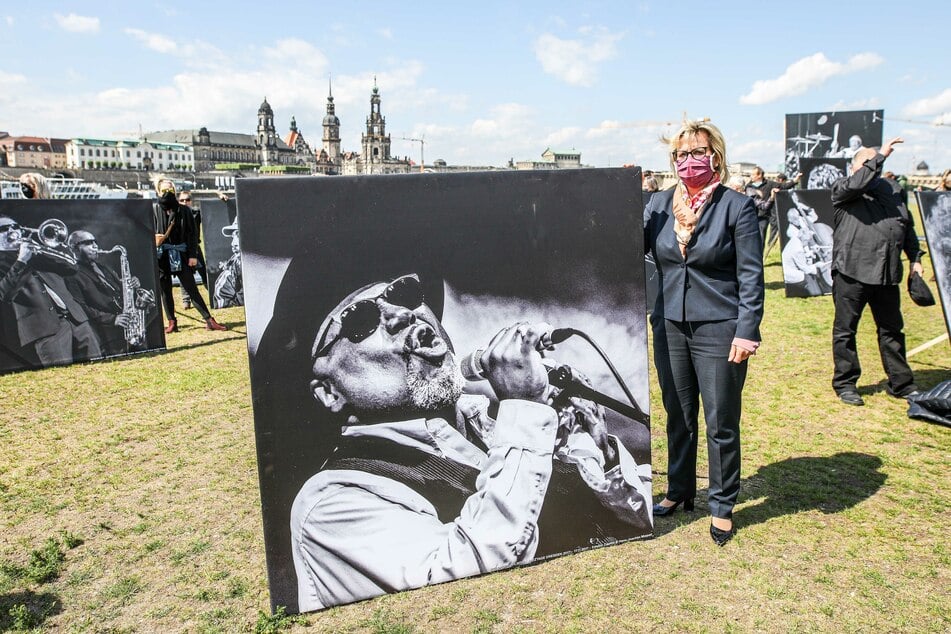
top-left (237, 169), bottom-right (653, 614)
top-left (774, 190), bottom-right (835, 298)
top-left (200, 198), bottom-right (243, 309)
top-left (0, 199), bottom-right (164, 375)
top-left (784, 109), bottom-right (883, 178)
top-left (798, 157), bottom-right (851, 190)
top-left (915, 191), bottom-right (951, 338)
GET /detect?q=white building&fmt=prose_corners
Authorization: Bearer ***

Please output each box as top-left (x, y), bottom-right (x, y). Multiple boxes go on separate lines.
top-left (66, 138), bottom-right (194, 171)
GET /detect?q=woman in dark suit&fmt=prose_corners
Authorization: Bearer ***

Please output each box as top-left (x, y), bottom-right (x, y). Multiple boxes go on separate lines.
top-left (644, 120), bottom-right (764, 545)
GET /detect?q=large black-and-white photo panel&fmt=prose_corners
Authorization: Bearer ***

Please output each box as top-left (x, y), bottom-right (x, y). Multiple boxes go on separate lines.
top-left (916, 191), bottom-right (951, 337)
top-left (798, 157), bottom-right (850, 190)
top-left (238, 169), bottom-right (653, 614)
top-left (775, 190), bottom-right (835, 298)
top-left (0, 199), bottom-right (164, 375)
top-left (200, 198), bottom-right (242, 309)
top-left (784, 109), bottom-right (884, 177)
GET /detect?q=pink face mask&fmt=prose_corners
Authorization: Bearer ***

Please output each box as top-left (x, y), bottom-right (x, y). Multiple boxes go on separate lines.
top-left (677, 154), bottom-right (716, 189)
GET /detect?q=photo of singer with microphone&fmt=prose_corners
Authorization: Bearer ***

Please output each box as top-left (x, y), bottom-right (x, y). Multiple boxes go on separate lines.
top-left (287, 271), bottom-right (653, 612)
top-left (238, 169), bottom-right (652, 613)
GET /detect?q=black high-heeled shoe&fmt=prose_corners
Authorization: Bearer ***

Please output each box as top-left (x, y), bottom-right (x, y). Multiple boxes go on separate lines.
top-left (652, 498), bottom-right (695, 517)
top-left (710, 523), bottom-right (736, 546)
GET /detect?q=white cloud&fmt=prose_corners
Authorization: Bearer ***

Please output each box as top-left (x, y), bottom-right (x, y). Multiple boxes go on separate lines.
top-left (54, 13), bottom-right (100, 33)
top-left (4, 16), bottom-right (13, 26)
top-left (124, 28), bottom-right (177, 54)
top-left (534, 27), bottom-right (624, 87)
top-left (903, 88), bottom-right (951, 117)
top-left (545, 127), bottom-right (583, 147)
top-left (378, 28), bottom-right (393, 39)
top-left (740, 52), bottom-right (884, 105)
top-left (0, 70), bottom-right (26, 83)
top-left (831, 97), bottom-right (881, 110)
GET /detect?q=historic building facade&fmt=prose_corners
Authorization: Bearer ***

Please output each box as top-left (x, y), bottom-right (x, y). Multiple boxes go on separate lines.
top-left (322, 79), bottom-right (411, 176)
top-left (66, 138), bottom-right (193, 171)
top-left (0, 136), bottom-right (68, 169)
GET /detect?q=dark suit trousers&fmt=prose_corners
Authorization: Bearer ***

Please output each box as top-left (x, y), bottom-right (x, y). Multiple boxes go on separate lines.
top-left (653, 318), bottom-right (747, 519)
top-left (158, 255), bottom-right (211, 321)
top-left (33, 316), bottom-right (101, 367)
top-left (832, 272), bottom-right (916, 395)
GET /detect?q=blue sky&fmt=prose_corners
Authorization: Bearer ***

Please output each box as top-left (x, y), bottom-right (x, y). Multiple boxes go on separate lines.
top-left (2, 1), bottom-right (949, 174)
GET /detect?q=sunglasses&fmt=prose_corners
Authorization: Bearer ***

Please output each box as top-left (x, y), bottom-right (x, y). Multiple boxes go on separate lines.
top-left (312, 275), bottom-right (424, 359)
top-left (0, 223), bottom-right (21, 234)
top-left (179, 198), bottom-right (191, 203)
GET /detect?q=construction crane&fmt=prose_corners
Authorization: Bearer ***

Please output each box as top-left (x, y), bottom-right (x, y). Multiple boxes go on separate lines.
top-left (401, 135), bottom-right (426, 173)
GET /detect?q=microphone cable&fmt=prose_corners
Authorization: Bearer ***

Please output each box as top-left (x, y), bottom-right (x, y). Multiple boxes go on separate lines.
top-left (549, 327), bottom-right (641, 415)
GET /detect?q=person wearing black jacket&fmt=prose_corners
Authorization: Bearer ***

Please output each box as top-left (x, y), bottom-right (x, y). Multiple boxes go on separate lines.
top-left (830, 138), bottom-right (922, 406)
top-left (744, 166), bottom-right (777, 247)
top-left (0, 216), bottom-right (101, 369)
top-left (154, 179), bottom-right (227, 333)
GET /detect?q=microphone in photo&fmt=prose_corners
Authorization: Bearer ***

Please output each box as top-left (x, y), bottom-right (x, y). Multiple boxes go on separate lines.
top-left (459, 326), bottom-right (574, 381)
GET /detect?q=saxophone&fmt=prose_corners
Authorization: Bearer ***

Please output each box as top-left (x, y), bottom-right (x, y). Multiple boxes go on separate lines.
top-left (97, 245), bottom-right (146, 347)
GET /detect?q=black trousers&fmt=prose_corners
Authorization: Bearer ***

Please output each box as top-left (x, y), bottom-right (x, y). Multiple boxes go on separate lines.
top-left (832, 271), bottom-right (916, 396)
top-left (33, 315), bottom-right (102, 367)
top-left (652, 317), bottom-right (747, 519)
top-left (158, 254), bottom-right (211, 321)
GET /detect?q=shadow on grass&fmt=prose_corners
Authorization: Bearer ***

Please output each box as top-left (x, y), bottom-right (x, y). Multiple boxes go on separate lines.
top-left (863, 367), bottom-right (951, 395)
top-left (0, 590), bottom-right (62, 630)
top-left (652, 451), bottom-right (885, 536)
top-left (764, 280), bottom-right (787, 291)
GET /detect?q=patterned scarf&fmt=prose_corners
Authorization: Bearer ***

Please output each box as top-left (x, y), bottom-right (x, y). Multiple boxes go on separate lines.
top-left (671, 177), bottom-right (721, 256)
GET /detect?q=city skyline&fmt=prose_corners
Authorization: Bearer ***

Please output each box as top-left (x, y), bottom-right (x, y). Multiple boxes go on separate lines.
top-left (2, 1), bottom-right (949, 174)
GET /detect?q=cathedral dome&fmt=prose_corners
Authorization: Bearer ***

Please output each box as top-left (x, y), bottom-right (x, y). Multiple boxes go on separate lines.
top-left (258, 97), bottom-right (273, 115)
top-left (323, 113), bottom-right (340, 126)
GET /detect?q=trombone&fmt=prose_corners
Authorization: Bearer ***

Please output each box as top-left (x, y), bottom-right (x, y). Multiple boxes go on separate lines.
top-left (21, 219), bottom-right (77, 266)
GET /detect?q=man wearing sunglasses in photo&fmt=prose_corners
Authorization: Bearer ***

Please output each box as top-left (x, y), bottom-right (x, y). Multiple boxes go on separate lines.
top-left (0, 215), bottom-right (101, 371)
top-left (289, 271), bottom-right (652, 612)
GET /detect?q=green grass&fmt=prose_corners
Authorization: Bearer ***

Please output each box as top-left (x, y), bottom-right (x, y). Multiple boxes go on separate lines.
top-left (0, 233), bottom-right (949, 632)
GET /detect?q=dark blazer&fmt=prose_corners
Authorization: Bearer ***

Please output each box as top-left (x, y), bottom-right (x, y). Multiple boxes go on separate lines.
top-left (0, 251), bottom-right (89, 346)
top-left (830, 152), bottom-right (920, 286)
top-left (65, 261), bottom-right (122, 325)
top-left (644, 185), bottom-right (765, 341)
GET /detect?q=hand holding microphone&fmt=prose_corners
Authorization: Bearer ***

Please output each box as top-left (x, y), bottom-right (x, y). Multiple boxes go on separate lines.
top-left (461, 322), bottom-right (559, 403)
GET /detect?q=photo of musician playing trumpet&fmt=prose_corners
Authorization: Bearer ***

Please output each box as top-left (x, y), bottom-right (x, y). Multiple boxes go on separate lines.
top-left (775, 190), bottom-right (835, 297)
top-left (238, 169), bottom-right (653, 614)
top-left (0, 199), bottom-right (165, 374)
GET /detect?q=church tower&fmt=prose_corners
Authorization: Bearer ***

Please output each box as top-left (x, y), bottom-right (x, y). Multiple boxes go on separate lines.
top-left (256, 96), bottom-right (277, 165)
top-left (361, 77), bottom-right (391, 174)
top-left (322, 78), bottom-right (341, 168)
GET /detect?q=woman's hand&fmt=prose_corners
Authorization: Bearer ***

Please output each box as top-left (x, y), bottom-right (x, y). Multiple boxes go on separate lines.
top-left (728, 344), bottom-right (752, 363)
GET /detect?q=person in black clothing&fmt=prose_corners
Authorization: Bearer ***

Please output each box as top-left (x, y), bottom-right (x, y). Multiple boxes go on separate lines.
top-left (830, 138), bottom-right (922, 406)
top-left (65, 230), bottom-right (155, 356)
top-left (176, 190), bottom-right (205, 309)
top-left (744, 166), bottom-right (778, 248)
top-left (154, 179), bottom-right (227, 333)
top-left (0, 216), bottom-right (101, 369)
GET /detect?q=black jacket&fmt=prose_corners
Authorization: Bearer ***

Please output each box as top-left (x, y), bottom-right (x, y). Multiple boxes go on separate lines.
top-left (153, 202), bottom-right (201, 260)
top-left (644, 185), bottom-right (765, 341)
top-left (831, 153), bottom-right (920, 286)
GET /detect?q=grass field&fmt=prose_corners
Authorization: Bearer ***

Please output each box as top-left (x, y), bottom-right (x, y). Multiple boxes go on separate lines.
top-left (1, 217), bottom-right (949, 633)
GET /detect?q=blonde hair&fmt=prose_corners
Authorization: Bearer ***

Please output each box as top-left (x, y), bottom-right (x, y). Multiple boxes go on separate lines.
top-left (153, 175), bottom-right (175, 195)
top-left (664, 119), bottom-right (730, 183)
top-left (19, 172), bottom-right (51, 199)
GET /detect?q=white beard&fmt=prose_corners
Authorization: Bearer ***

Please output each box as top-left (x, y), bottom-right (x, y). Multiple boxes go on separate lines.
top-left (405, 357), bottom-right (465, 411)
